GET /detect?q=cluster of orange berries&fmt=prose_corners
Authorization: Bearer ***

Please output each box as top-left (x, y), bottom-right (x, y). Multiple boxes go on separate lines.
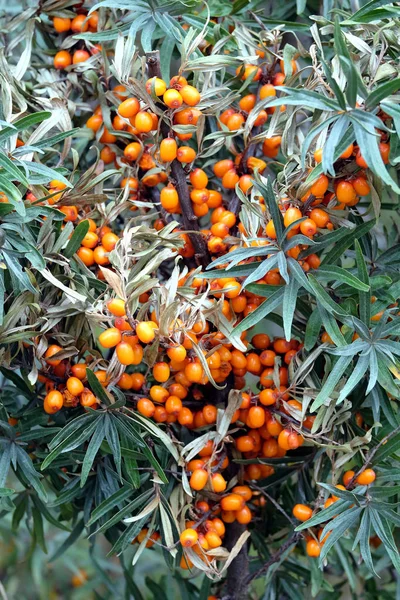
top-left (292, 468), bottom-right (377, 558)
top-left (179, 487), bottom-right (259, 569)
top-left (40, 347), bottom-right (98, 413)
top-left (53, 12), bottom-right (100, 68)
top-left (85, 75), bottom-right (201, 176)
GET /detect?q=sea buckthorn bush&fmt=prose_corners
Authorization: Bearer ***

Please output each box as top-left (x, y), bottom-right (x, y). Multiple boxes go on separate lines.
top-left (1, 1), bottom-right (400, 599)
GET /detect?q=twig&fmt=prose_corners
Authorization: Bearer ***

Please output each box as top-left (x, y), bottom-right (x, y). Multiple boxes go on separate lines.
top-left (347, 422), bottom-right (400, 490)
top-left (244, 532), bottom-right (301, 585)
top-left (145, 51), bottom-right (211, 268)
top-left (250, 483), bottom-right (296, 525)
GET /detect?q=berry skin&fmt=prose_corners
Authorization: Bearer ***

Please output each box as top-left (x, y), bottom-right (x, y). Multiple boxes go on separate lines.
top-left (98, 327), bottom-right (122, 349)
top-left (53, 17), bottom-right (71, 33)
top-left (306, 539), bottom-right (321, 557)
top-left (211, 473), bottom-right (227, 493)
top-left (336, 181), bottom-right (357, 205)
top-left (292, 504), bottom-right (313, 521)
top-left (137, 398), bottom-right (155, 418)
top-left (107, 298), bottom-right (126, 317)
top-left (44, 344), bottom-right (63, 366)
top-left (136, 321), bottom-right (156, 344)
top-left (190, 468), bottom-right (208, 491)
top-left (343, 470), bottom-right (355, 487)
top-left (44, 390), bottom-right (64, 414)
top-left (180, 528), bottom-right (199, 547)
top-left (163, 89), bottom-right (183, 109)
top-left (284, 207), bottom-right (302, 229)
top-left (118, 98), bottom-right (140, 118)
top-left (220, 493), bottom-right (245, 512)
top-left (116, 342), bottom-right (136, 365)
top-left (180, 85), bottom-right (201, 106)
top-left (54, 50), bottom-right (72, 70)
top-left (355, 468), bottom-right (376, 485)
top-left (66, 377), bottom-right (84, 396)
top-left (160, 138), bottom-right (177, 162)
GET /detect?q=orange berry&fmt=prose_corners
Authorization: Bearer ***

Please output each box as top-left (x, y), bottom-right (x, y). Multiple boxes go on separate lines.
top-left (306, 539), bottom-right (321, 557)
top-left (71, 14), bottom-right (88, 33)
top-left (159, 138), bottom-right (178, 162)
top-left (235, 505), bottom-right (252, 524)
top-left (211, 473), bottom-right (227, 493)
top-left (220, 494), bottom-right (245, 512)
top-left (66, 377), bottom-right (84, 396)
top-left (54, 50), bottom-right (72, 70)
top-left (336, 181), bottom-right (357, 205)
top-left (137, 398), bottom-right (155, 418)
top-left (310, 174), bottom-right (329, 198)
top-left (355, 469), bottom-right (376, 485)
top-left (292, 504), bottom-right (313, 521)
top-left (153, 362), bottom-right (170, 383)
top-left (190, 468), bottom-right (208, 491)
top-left (343, 470), bottom-right (355, 487)
top-left (163, 89), bottom-right (183, 109)
top-left (73, 50), bottom-right (90, 64)
top-left (53, 17), bottom-right (71, 33)
top-left (284, 207), bottom-right (302, 229)
top-left (352, 176), bottom-right (370, 196)
top-left (44, 344), bottom-right (63, 366)
top-left (180, 528), bottom-right (199, 547)
top-left (180, 85), bottom-right (201, 106)
top-left (44, 390), bottom-right (64, 414)
top-left (99, 327), bottom-right (122, 349)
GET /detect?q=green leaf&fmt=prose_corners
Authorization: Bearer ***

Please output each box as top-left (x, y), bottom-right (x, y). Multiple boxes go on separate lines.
top-left (314, 265), bottom-right (370, 291)
top-left (0, 112), bottom-right (51, 144)
top-left (80, 418), bottom-right (106, 487)
top-left (232, 287), bottom-right (285, 335)
top-left (86, 368), bottom-right (112, 407)
top-left (283, 277), bottom-right (300, 341)
top-left (355, 240), bottom-right (371, 325)
top-left (49, 519), bottom-right (85, 562)
top-left (321, 220), bottom-right (376, 266)
top-left (311, 355), bottom-right (353, 410)
top-left (64, 220), bottom-right (90, 259)
top-left (32, 507), bottom-right (47, 554)
top-left (87, 485), bottom-right (134, 526)
top-left (253, 173), bottom-right (284, 243)
top-left (366, 78), bottom-right (400, 109)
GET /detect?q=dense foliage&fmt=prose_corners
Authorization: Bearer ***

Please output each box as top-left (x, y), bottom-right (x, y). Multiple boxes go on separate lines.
top-left (1, 1), bottom-right (400, 598)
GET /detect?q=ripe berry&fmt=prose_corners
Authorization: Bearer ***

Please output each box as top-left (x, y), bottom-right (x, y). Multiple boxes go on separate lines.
top-left (220, 493), bottom-right (245, 512)
top-left (163, 89), bottom-right (183, 109)
top-left (355, 468), bottom-right (376, 485)
top-left (180, 85), bottom-right (201, 106)
top-left (292, 504), bottom-right (313, 521)
top-left (44, 390), bottom-right (64, 414)
top-left (118, 98), bottom-right (140, 118)
top-left (306, 539), bottom-right (321, 557)
top-left (99, 327), bottom-right (122, 348)
top-left (190, 468), bottom-right (208, 491)
top-left (180, 528), bottom-right (198, 547)
top-left (137, 398), bottom-right (155, 418)
top-left (53, 17), bottom-right (71, 33)
top-left (54, 50), bottom-right (72, 70)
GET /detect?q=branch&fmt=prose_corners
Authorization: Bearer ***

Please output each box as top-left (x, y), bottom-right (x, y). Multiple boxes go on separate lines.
top-left (221, 522), bottom-right (249, 600)
top-left (145, 51), bottom-right (211, 268)
top-left (244, 532), bottom-right (301, 585)
top-left (250, 483), bottom-right (296, 525)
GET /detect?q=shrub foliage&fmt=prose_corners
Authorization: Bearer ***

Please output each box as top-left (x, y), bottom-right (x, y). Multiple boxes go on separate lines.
top-left (1, 0), bottom-right (400, 598)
